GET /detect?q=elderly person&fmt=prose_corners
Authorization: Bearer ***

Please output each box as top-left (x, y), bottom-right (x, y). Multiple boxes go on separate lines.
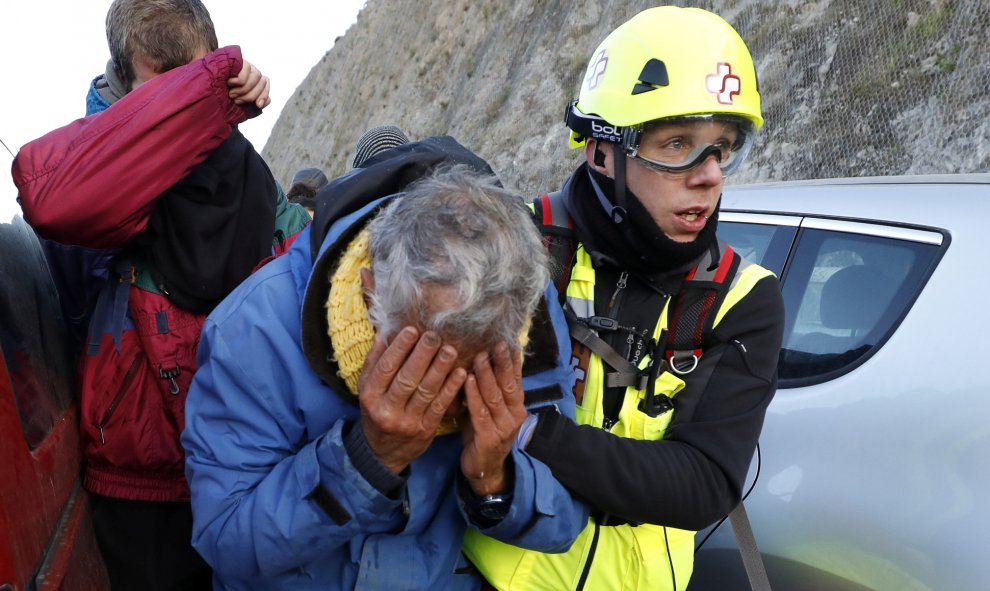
top-left (181, 153), bottom-right (586, 590)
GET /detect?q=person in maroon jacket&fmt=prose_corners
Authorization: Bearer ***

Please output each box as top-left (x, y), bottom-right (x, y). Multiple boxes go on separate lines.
top-left (12, 1), bottom-right (306, 588)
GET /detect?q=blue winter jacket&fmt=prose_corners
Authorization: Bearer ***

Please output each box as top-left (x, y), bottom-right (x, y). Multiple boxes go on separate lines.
top-left (182, 192), bottom-right (587, 590)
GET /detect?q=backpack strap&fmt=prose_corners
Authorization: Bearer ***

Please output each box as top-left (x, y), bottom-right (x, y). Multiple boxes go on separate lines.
top-left (563, 307), bottom-right (649, 390)
top-left (729, 500), bottom-right (774, 591)
top-left (532, 191), bottom-right (577, 305)
top-left (87, 256), bottom-right (136, 355)
top-left (665, 240), bottom-right (740, 374)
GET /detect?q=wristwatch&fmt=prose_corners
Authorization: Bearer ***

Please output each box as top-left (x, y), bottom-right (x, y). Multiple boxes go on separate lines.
top-left (473, 493), bottom-right (512, 522)
top-left (460, 480), bottom-right (513, 527)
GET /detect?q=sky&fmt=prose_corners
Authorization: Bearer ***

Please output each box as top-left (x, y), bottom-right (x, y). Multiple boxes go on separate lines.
top-left (0, 0), bottom-right (366, 222)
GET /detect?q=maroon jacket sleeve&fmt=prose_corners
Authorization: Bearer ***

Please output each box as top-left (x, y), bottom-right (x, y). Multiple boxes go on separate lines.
top-left (13, 46), bottom-right (260, 248)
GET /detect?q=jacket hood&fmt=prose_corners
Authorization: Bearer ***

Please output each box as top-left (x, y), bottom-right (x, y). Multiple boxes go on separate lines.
top-left (300, 136), bottom-right (498, 389)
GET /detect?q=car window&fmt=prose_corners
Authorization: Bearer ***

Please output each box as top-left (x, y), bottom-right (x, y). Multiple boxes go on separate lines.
top-left (721, 215), bottom-right (944, 386)
top-left (719, 214), bottom-right (799, 276)
top-left (0, 217), bottom-right (75, 448)
top-left (778, 223), bottom-right (943, 385)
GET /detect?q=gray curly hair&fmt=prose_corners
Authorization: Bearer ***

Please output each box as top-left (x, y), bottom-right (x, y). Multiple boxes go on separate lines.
top-left (367, 165), bottom-right (548, 354)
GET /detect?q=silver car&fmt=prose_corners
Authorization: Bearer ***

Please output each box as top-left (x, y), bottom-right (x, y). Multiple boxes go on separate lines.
top-left (691, 174), bottom-right (990, 591)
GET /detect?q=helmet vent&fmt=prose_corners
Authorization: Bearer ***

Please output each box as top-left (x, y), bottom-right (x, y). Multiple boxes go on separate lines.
top-left (631, 59), bottom-right (669, 95)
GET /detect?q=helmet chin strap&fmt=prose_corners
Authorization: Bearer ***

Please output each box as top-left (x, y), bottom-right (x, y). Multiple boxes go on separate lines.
top-left (611, 147), bottom-right (644, 250)
top-left (591, 140), bottom-right (629, 226)
top-left (588, 139), bottom-right (665, 253)
top-left (613, 144), bottom-right (627, 224)
top-left (588, 142), bottom-right (639, 247)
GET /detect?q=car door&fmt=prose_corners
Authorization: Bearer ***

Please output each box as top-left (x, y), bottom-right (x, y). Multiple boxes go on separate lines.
top-left (0, 216), bottom-right (109, 590)
top-left (692, 209), bottom-right (948, 590)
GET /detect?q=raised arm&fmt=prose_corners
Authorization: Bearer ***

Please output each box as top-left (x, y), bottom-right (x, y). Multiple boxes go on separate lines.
top-left (14, 46), bottom-right (261, 248)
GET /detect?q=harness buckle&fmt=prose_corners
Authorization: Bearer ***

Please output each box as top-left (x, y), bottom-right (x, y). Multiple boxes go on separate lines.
top-left (639, 393), bottom-right (674, 418)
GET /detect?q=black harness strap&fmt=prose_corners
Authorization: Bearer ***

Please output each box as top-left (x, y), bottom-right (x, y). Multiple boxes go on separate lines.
top-left (534, 191), bottom-right (739, 382)
top-left (563, 307), bottom-right (648, 390)
top-left (665, 240), bottom-right (739, 374)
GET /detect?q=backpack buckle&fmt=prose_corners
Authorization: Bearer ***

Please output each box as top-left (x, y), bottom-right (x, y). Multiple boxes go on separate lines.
top-left (639, 393), bottom-right (674, 418)
top-left (586, 316), bottom-right (619, 332)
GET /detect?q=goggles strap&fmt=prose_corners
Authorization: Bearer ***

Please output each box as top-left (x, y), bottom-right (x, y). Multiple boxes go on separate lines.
top-left (565, 101), bottom-right (624, 144)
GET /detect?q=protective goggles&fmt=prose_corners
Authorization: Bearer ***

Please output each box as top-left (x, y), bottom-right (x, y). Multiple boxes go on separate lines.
top-left (622, 116), bottom-right (756, 175)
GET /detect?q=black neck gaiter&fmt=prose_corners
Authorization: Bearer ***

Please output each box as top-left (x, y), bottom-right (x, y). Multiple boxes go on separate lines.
top-left (563, 164), bottom-right (718, 275)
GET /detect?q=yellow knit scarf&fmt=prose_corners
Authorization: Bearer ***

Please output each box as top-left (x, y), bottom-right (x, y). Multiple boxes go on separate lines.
top-left (326, 225), bottom-right (460, 435)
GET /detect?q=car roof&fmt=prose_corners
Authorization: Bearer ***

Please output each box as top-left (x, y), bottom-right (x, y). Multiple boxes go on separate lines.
top-left (721, 173), bottom-right (990, 230)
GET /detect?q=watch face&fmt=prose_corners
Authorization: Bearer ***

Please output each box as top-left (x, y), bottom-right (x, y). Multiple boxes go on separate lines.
top-left (478, 496), bottom-right (510, 520)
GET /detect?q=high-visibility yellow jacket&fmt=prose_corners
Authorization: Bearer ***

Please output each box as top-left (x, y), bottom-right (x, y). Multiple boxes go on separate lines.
top-left (464, 239), bottom-right (777, 591)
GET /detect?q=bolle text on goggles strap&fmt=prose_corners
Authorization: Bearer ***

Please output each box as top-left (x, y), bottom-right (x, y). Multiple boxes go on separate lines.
top-left (565, 100), bottom-right (624, 144)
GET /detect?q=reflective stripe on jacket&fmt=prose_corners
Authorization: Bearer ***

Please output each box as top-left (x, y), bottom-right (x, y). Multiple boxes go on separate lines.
top-left (464, 243), bottom-right (774, 591)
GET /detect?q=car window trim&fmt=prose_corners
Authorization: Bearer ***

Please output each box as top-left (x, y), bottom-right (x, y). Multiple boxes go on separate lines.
top-left (799, 218), bottom-right (943, 245)
top-left (720, 212), bottom-right (802, 227)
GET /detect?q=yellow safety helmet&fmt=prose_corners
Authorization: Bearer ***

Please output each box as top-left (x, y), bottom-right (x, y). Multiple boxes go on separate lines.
top-left (566, 6), bottom-right (763, 174)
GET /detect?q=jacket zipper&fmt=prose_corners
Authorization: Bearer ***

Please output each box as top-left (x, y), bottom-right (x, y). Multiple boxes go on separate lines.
top-left (159, 365), bottom-right (181, 395)
top-left (95, 354), bottom-right (143, 445)
top-left (579, 397), bottom-right (622, 589)
top-left (607, 271), bottom-right (628, 309)
top-left (574, 520), bottom-right (601, 591)
top-left (580, 271), bottom-right (658, 587)
top-left (601, 271), bottom-right (629, 432)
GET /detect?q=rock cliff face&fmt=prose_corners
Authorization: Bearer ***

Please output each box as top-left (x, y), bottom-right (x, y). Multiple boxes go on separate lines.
top-left (263, 0), bottom-right (990, 195)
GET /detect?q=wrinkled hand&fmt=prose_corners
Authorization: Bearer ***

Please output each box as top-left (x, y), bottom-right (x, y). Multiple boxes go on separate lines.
top-left (227, 59), bottom-right (271, 109)
top-left (461, 342), bottom-right (527, 496)
top-left (358, 327), bottom-right (467, 474)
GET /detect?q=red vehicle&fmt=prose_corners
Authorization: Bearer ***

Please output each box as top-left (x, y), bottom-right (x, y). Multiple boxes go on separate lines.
top-left (0, 216), bottom-right (108, 590)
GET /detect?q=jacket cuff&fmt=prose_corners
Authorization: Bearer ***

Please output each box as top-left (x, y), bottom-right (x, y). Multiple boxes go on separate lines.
top-left (456, 472), bottom-right (514, 529)
top-left (524, 409), bottom-right (568, 464)
top-left (343, 421), bottom-right (407, 498)
top-left (203, 46), bottom-right (261, 125)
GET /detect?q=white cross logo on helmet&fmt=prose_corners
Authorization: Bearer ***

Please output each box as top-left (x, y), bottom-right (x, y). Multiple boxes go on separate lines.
top-left (705, 62), bottom-right (741, 105)
top-left (586, 50), bottom-right (608, 90)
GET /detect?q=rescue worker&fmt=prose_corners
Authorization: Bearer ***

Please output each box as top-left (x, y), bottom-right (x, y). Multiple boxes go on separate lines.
top-left (464, 7), bottom-right (785, 590)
